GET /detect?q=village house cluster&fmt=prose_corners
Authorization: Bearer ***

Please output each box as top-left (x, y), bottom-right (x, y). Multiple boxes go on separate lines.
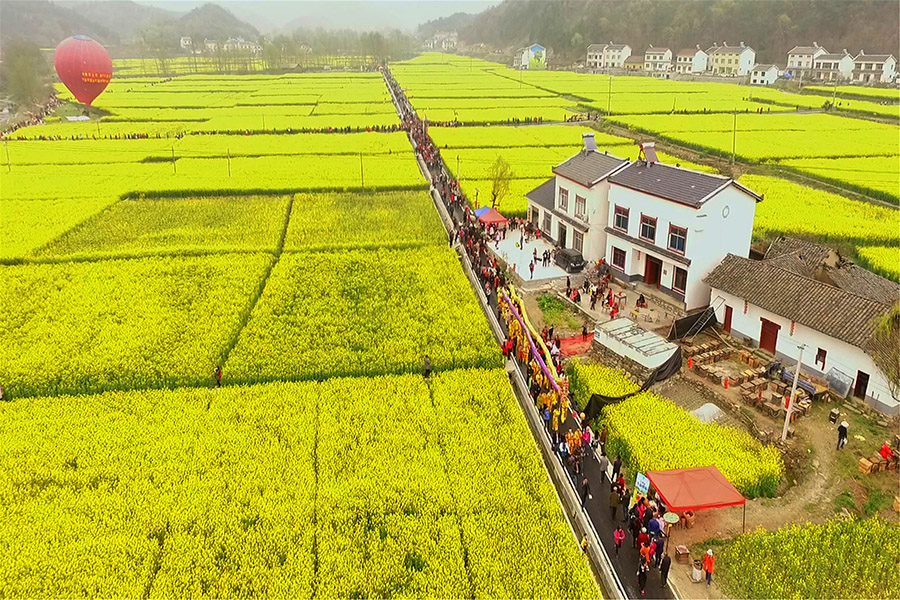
top-left (580, 40), bottom-right (896, 85)
top-left (526, 135), bottom-right (898, 416)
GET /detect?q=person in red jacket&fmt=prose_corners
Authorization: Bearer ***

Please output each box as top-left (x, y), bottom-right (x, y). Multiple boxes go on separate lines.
top-left (614, 525), bottom-right (626, 556)
top-left (702, 549), bottom-right (716, 586)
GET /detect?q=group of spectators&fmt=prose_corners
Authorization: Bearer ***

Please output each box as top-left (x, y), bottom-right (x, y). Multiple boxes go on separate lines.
top-left (1, 95), bottom-right (65, 137)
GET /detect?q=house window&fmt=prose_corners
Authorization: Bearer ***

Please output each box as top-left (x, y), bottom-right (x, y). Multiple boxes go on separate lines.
top-left (673, 267), bottom-right (687, 293)
top-left (542, 212), bottom-right (551, 234)
top-left (668, 225), bottom-right (687, 253)
top-left (612, 246), bottom-right (626, 269)
top-left (573, 231), bottom-right (584, 254)
top-left (575, 195), bottom-right (586, 219)
top-left (639, 215), bottom-right (657, 242)
top-left (558, 187), bottom-right (569, 211)
top-left (816, 348), bottom-right (827, 370)
top-left (613, 205), bottom-right (629, 231)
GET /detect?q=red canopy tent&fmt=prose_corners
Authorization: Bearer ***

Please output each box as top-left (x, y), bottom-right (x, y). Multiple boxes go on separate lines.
top-left (646, 466), bottom-right (747, 530)
top-left (478, 207), bottom-right (508, 227)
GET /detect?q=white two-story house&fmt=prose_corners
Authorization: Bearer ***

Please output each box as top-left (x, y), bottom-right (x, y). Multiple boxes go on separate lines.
top-left (786, 43), bottom-right (828, 79)
top-left (644, 46), bottom-right (673, 72)
top-left (853, 52), bottom-right (897, 83)
top-left (812, 52), bottom-right (854, 81)
top-left (586, 42), bottom-right (632, 69)
top-left (675, 47), bottom-right (708, 74)
top-left (525, 133), bottom-right (628, 261)
top-left (603, 152), bottom-right (762, 311)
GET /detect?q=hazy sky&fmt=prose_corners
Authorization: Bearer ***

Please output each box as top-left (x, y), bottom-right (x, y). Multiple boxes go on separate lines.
top-left (132, 0), bottom-right (498, 32)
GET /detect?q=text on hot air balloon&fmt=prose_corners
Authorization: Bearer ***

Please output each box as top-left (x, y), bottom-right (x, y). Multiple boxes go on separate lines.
top-left (81, 71), bottom-right (111, 83)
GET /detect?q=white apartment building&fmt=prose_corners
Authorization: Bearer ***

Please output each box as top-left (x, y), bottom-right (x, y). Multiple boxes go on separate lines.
top-left (643, 46), bottom-right (673, 72)
top-left (749, 64), bottom-right (779, 85)
top-left (786, 43), bottom-right (828, 78)
top-left (526, 134), bottom-right (628, 261)
top-left (603, 151), bottom-right (761, 311)
top-left (853, 52), bottom-right (897, 83)
top-left (675, 47), bottom-right (708, 74)
top-left (586, 42), bottom-right (632, 69)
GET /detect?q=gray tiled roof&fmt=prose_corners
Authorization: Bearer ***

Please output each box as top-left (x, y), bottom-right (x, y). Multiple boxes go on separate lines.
top-left (608, 161), bottom-right (759, 207)
top-left (765, 237), bottom-right (900, 305)
top-left (816, 53), bottom-right (851, 61)
top-left (752, 64), bottom-right (778, 71)
top-left (708, 45), bottom-right (753, 55)
top-left (587, 44), bottom-right (607, 52)
top-left (677, 48), bottom-right (701, 56)
top-left (525, 177), bottom-right (555, 210)
top-left (855, 54), bottom-right (895, 62)
top-left (607, 44), bottom-right (629, 50)
top-left (552, 150), bottom-right (628, 188)
top-left (788, 45), bottom-right (826, 54)
top-left (704, 254), bottom-right (891, 350)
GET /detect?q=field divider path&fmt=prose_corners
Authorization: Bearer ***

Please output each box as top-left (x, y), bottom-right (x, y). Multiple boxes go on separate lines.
top-left (216, 193), bottom-right (295, 374)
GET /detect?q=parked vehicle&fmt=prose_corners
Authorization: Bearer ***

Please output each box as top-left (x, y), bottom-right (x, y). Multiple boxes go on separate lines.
top-left (555, 248), bottom-right (586, 273)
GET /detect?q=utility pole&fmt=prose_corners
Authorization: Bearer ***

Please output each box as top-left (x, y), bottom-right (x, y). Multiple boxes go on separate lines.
top-left (359, 152), bottom-right (364, 187)
top-left (782, 344), bottom-right (806, 441)
top-left (171, 146), bottom-right (176, 174)
top-left (262, 114), bottom-right (266, 130)
top-left (832, 78), bottom-right (838, 109)
top-left (96, 118), bottom-right (101, 137)
top-left (607, 74), bottom-right (612, 114)
top-left (4, 140), bottom-right (10, 172)
top-left (456, 155), bottom-right (460, 179)
top-left (227, 148), bottom-right (231, 178)
top-left (731, 111), bottom-right (737, 165)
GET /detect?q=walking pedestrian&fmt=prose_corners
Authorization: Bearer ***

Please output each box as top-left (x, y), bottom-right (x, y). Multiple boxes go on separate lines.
top-left (214, 366), bottom-right (222, 388)
top-left (637, 527), bottom-right (650, 550)
top-left (599, 426), bottom-right (608, 456)
top-left (611, 454), bottom-right (622, 481)
top-left (654, 533), bottom-right (665, 567)
top-left (609, 485), bottom-right (620, 520)
top-left (582, 322), bottom-right (589, 341)
top-left (637, 558), bottom-right (649, 596)
top-left (598, 453), bottom-right (610, 482)
top-left (423, 356), bottom-right (432, 378)
top-left (640, 541), bottom-right (651, 565)
top-left (702, 549), bottom-right (716, 586)
top-left (660, 554), bottom-right (671, 587)
top-left (580, 475), bottom-right (591, 507)
top-left (580, 534), bottom-right (589, 553)
top-left (614, 525), bottom-right (626, 556)
top-left (837, 420), bottom-right (849, 450)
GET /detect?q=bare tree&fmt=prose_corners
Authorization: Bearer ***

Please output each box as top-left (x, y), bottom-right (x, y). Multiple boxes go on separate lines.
top-left (871, 302), bottom-right (900, 403)
top-left (489, 155), bottom-right (514, 209)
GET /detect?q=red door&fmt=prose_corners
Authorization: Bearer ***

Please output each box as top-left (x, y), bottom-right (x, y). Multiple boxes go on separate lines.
top-left (723, 305), bottom-right (733, 334)
top-left (759, 318), bottom-right (780, 354)
top-left (643, 256), bottom-right (662, 288)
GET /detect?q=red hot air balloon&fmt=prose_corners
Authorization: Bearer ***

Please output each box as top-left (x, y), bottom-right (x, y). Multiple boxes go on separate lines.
top-left (54, 35), bottom-right (113, 106)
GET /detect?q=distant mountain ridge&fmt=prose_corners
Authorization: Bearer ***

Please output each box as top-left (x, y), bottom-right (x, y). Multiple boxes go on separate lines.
top-left (0, 0), bottom-right (259, 48)
top-left (453, 0), bottom-right (900, 64)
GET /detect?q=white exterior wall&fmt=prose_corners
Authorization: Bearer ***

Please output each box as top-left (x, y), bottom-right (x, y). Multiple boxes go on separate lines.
top-left (692, 51), bottom-right (708, 73)
top-left (550, 175), bottom-right (611, 262)
top-left (604, 46), bottom-right (632, 68)
top-left (711, 288), bottom-right (898, 414)
top-left (750, 67), bottom-right (778, 85)
top-left (737, 49), bottom-right (756, 76)
top-left (604, 182), bottom-right (756, 311)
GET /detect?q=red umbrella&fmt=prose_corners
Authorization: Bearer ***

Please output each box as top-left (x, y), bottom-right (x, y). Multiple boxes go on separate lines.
top-left (54, 35), bottom-right (112, 106)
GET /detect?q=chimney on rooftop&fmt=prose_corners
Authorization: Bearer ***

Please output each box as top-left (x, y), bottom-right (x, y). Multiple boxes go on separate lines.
top-left (740, 41), bottom-right (745, 48)
top-left (842, 49), bottom-right (848, 55)
top-left (813, 42), bottom-right (819, 48)
top-left (696, 44), bottom-right (701, 50)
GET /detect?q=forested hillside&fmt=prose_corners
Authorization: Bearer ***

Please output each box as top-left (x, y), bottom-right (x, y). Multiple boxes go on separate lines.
top-left (457, 0), bottom-right (900, 63)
